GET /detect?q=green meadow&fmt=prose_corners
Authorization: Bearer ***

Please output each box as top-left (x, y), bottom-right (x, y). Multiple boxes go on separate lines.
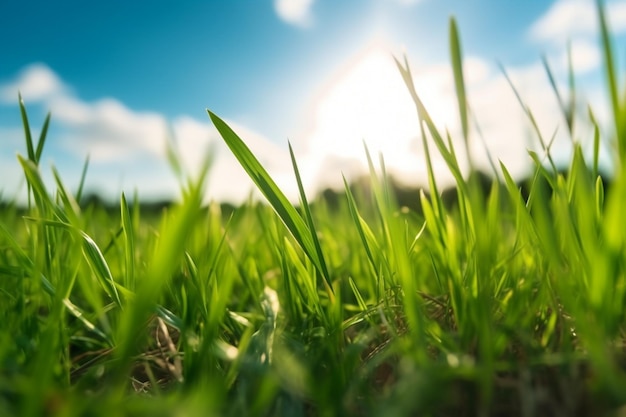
top-left (2, 3), bottom-right (626, 416)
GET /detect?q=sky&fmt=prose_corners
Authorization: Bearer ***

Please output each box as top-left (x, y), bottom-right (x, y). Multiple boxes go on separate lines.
top-left (1, 0), bottom-right (625, 204)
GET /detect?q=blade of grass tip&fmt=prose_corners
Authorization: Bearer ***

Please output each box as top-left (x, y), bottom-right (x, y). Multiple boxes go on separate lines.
top-left (120, 193), bottom-right (136, 290)
top-left (500, 64), bottom-right (558, 174)
top-left (377, 152), bottom-right (390, 204)
top-left (348, 277), bottom-right (368, 312)
top-left (393, 57), bottom-right (443, 205)
top-left (342, 175), bottom-right (382, 277)
top-left (288, 142), bottom-right (333, 298)
top-left (589, 106), bottom-right (601, 179)
top-left (471, 112), bottom-right (500, 181)
top-left (567, 42), bottom-right (576, 136)
top-left (34, 112), bottom-right (51, 164)
top-left (17, 155), bottom-right (52, 214)
top-left (420, 125), bottom-right (447, 221)
top-left (395, 55), bottom-right (467, 192)
top-left (542, 54), bottom-right (573, 139)
top-left (76, 155), bottom-right (90, 203)
top-left (18, 93), bottom-right (36, 162)
top-left (362, 142), bottom-right (388, 223)
top-left (527, 151), bottom-right (558, 191)
top-left (449, 17), bottom-right (472, 170)
top-left (51, 166), bottom-right (81, 228)
top-left (207, 110), bottom-right (330, 293)
top-left (446, 130), bottom-right (461, 170)
top-left (132, 189), bottom-right (141, 231)
top-left (81, 231), bottom-right (122, 307)
top-left (408, 220), bottom-right (427, 254)
top-left (595, 175), bottom-right (604, 222)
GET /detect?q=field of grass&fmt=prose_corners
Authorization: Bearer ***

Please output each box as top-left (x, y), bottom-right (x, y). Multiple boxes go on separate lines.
top-left (2, 3), bottom-right (626, 416)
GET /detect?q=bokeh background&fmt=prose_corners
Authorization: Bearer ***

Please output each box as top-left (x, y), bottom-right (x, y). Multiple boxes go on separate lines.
top-left (1, 0), bottom-right (623, 203)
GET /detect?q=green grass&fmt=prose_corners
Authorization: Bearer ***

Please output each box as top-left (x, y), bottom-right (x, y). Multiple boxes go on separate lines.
top-left (2, 2), bottom-right (626, 415)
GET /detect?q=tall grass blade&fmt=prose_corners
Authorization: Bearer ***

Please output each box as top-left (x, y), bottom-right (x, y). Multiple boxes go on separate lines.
top-left (81, 232), bottom-right (122, 307)
top-left (589, 107), bottom-right (602, 178)
top-left (566, 43), bottom-right (576, 135)
top-left (34, 112), bottom-right (51, 164)
top-left (288, 142), bottom-right (333, 297)
top-left (51, 166), bottom-right (81, 224)
top-left (542, 50), bottom-right (575, 138)
top-left (343, 175), bottom-right (384, 279)
top-left (500, 65), bottom-right (559, 173)
top-left (17, 155), bottom-right (52, 214)
top-left (76, 156), bottom-right (90, 202)
top-left (120, 193), bottom-right (136, 290)
top-left (596, 0), bottom-right (625, 163)
top-left (18, 93), bottom-right (36, 163)
top-left (208, 110), bottom-right (331, 294)
top-left (395, 56), bottom-right (466, 191)
top-left (449, 17), bottom-right (471, 167)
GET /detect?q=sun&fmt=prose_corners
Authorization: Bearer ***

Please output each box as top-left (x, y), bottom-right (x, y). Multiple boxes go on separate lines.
top-left (303, 40), bottom-right (457, 180)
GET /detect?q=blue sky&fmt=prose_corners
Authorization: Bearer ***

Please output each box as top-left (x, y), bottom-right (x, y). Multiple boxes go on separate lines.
top-left (1, 0), bottom-right (625, 203)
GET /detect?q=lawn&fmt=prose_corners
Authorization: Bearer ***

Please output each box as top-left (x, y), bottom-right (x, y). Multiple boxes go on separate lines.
top-left (2, 3), bottom-right (626, 416)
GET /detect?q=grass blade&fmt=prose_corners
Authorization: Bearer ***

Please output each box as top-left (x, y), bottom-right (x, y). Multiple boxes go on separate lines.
top-left (288, 142), bottom-right (333, 297)
top-left (34, 112), bottom-right (51, 164)
top-left (76, 155), bottom-right (90, 203)
top-left (208, 110), bottom-right (331, 294)
top-left (542, 52), bottom-right (575, 138)
top-left (81, 231), bottom-right (122, 307)
top-left (500, 64), bottom-right (559, 174)
top-left (120, 193), bottom-right (136, 290)
top-left (449, 17), bottom-right (471, 168)
top-left (18, 93), bottom-right (36, 163)
top-left (17, 155), bottom-right (52, 214)
top-left (596, 0), bottom-right (624, 163)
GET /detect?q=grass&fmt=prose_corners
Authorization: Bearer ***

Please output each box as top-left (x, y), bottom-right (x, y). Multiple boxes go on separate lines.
top-left (2, 2), bottom-right (626, 415)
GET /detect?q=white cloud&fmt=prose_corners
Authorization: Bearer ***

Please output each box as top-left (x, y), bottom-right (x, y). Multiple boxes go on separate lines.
top-left (526, 0), bottom-right (624, 93)
top-left (0, 41), bottom-right (614, 205)
top-left (0, 63), bottom-right (66, 103)
top-left (530, 0), bottom-right (626, 44)
top-left (294, 38), bottom-right (614, 193)
top-left (297, 43), bottom-right (497, 191)
top-left (545, 37), bottom-right (601, 75)
top-left (0, 64), bottom-right (168, 163)
top-left (171, 115), bottom-right (297, 202)
top-left (0, 64), bottom-right (295, 204)
top-left (463, 56), bottom-right (492, 85)
top-left (55, 98), bottom-right (167, 162)
top-left (274, 0), bottom-right (315, 27)
top-left (384, 0), bottom-right (423, 5)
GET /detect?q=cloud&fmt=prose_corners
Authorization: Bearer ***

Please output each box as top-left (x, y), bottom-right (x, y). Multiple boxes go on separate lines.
top-left (297, 42), bottom-right (500, 191)
top-left (295, 37), bottom-right (615, 193)
top-left (544, 38), bottom-right (601, 75)
top-left (274, 0), bottom-right (315, 27)
top-left (386, 0), bottom-right (424, 5)
top-left (0, 64), bottom-right (167, 163)
top-left (530, 0), bottom-right (626, 44)
top-left (526, 0), bottom-right (625, 88)
top-left (171, 116), bottom-right (297, 202)
top-left (0, 40), bottom-right (614, 206)
top-left (54, 97), bottom-right (168, 162)
top-left (0, 64), bottom-right (294, 204)
top-left (0, 63), bottom-right (66, 103)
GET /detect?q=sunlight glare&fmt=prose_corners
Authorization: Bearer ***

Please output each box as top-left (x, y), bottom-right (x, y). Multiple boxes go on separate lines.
top-left (305, 41), bottom-right (457, 170)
